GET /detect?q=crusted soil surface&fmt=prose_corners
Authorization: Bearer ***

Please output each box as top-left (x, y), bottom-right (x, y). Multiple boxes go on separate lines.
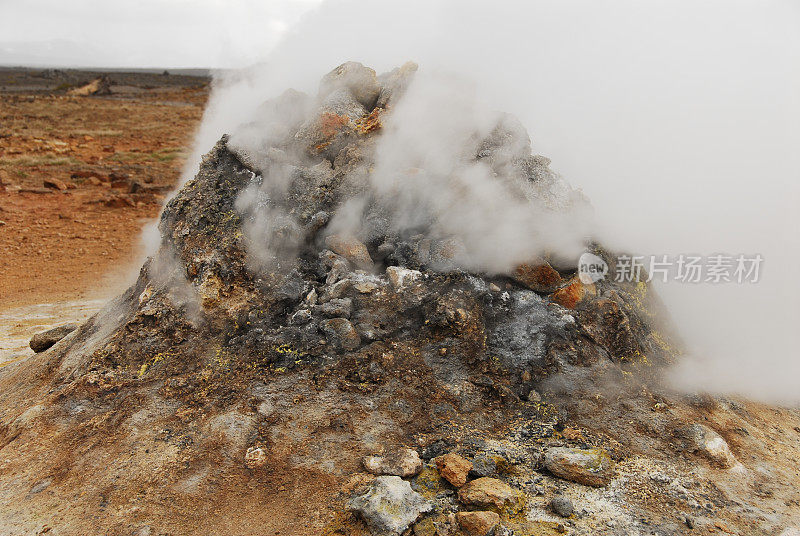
top-left (0, 64), bottom-right (798, 536)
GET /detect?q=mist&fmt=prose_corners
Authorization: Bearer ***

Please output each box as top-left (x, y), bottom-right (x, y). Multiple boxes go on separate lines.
top-left (183, 0), bottom-right (800, 403)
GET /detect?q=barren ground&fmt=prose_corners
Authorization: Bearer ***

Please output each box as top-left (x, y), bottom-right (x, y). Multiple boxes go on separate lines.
top-left (0, 67), bottom-right (208, 310)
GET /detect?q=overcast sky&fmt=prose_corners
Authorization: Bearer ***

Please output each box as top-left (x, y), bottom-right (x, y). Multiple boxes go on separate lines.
top-left (0, 0), bottom-right (322, 68)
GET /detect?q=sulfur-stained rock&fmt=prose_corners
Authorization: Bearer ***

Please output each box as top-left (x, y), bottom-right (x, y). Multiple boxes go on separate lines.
top-left (434, 453), bottom-right (472, 488)
top-left (457, 477), bottom-right (518, 510)
top-left (363, 448), bottom-right (423, 478)
top-left (325, 234), bottom-right (373, 269)
top-left (551, 276), bottom-right (596, 309)
top-left (348, 475), bottom-right (432, 535)
top-left (456, 511), bottom-right (500, 536)
top-left (682, 424), bottom-right (738, 469)
top-left (543, 447), bottom-right (614, 487)
top-left (513, 261), bottom-right (562, 293)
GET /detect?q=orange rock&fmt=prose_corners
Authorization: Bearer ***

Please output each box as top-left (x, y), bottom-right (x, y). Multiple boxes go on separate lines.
top-left (456, 511), bottom-right (500, 536)
top-left (435, 453), bottom-right (472, 487)
top-left (513, 261), bottom-right (561, 293)
top-left (458, 477), bottom-right (518, 509)
top-left (551, 276), bottom-right (596, 309)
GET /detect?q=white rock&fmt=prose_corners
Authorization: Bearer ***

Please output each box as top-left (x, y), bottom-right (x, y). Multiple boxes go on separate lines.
top-left (386, 266), bottom-right (422, 290)
top-left (348, 475), bottom-right (431, 535)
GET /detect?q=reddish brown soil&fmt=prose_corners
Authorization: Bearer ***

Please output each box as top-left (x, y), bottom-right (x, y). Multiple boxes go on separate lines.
top-left (0, 76), bottom-right (208, 309)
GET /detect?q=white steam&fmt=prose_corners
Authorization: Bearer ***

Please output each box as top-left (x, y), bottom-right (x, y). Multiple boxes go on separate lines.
top-left (181, 0), bottom-right (800, 404)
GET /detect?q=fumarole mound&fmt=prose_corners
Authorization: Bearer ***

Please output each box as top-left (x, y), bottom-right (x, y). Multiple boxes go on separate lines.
top-left (2, 63), bottom-right (798, 536)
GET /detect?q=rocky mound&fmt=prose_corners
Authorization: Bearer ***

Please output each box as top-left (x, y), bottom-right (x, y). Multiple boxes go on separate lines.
top-left (2, 63), bottom-right (798, 536)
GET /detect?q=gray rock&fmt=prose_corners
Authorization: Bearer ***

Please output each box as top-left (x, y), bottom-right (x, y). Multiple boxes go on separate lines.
top-left (318, 298), bottom-right (353, 318)
top-left (319, 61), bottom-right (381, 109)
top-left (290, 309), bottom-right (312, 325)
top-left (469, 455), bottom-right (497, 478)
top-left (321, 278), bottom-right (352, 302)
top-left (30, 323), bottom-right (78, 353)
top-left (376, 62), bottom-right (418, 109)
top-left (348, 475), bottom-right (432, 535)
top-left (550, 494), bottom-right (574, 517)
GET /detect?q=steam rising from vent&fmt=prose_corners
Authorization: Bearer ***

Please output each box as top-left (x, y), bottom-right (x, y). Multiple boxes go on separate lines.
top-left (226, 64), bottom-right (591, 275)
top-left (178, 0), bottom-right (799, 404)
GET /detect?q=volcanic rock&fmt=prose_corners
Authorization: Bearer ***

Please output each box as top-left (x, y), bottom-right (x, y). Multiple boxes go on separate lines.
top-left (348, 476), bottom-right (432, 535)
top-left (29, 323), bottom-right (78, 352)
top-left (513, 261), bottom-right (561, 293)
top-left (456, 511), bottom-right (500, 536)
top-left (682, 424), bottom-right (738, 469)
top-left (434, 453), bottom-right (472, 487)
top-left (363, 448), bottom-right (423, 477)
top-left (324, 234), bottom-right (373, 269)
top-left (457, 477), bottom-right (518, 510)
top-left (319, 318), bottom-right (361, 350)
top-left (550, 494), bottom-right (574, 517)
top-left (543, 447), bottom-right (615, 487)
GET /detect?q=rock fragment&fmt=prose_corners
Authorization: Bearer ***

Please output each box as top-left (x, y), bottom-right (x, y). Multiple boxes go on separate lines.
top-left (348, 475), bottom-right (432, 535)
top-left (434, 453), bottom-right (472, 487)
top-left (30, 323), bottom-right (78, 353)
top-left (551, 277), bottom-right (597, 309)
top-left (386, 266), bottom-right (422, 290)
top-left (457, 477), bottom-right (518, 510)
top-left (325, 234), bottom-right (373, 269)
top-left (43, 178), bottom-right (68, 191)
top-left (244, 446), bottom-right (267, 469)
top-left (512, 261), bottom-right (562, 293)
top-left (682, 424), bottom-right (738, 468)
top-left (470, 455), bottom-right (497, 478)
top-left (319, 61), bottom-right (381, 109)
top-left (550, 494), bottom-right (574, 517)
top-left (456, 511), bottom-right (500, 536)
top-left (363, 448), bottom-right (423, 478)
top-left (319, 318), bottom-right (361, 351)
top-left (543, 447), bottom-right (614, 487)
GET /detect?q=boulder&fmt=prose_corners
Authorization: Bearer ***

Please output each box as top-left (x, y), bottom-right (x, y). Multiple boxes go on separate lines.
top-left (457, 477), bottom-right (518, 510)
top-left (543, 447), bottom-right (614, 487)
top-left (456, 511), bottom-right (500, 536)
top-left (30, 323), bottom-right (78, 353)
top-left (434, 453), bottom-right (472, 487)
top-left (348, 475), bottom-right (432, 535)
top-left (363, 448), bottom-right (423, 478)
top-left (682, 424), bottom-right (738, 469)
